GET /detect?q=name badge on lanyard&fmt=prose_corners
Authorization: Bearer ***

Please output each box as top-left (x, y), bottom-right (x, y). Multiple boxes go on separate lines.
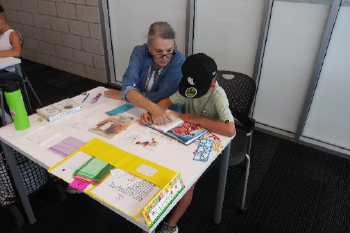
top-left (144, 66), bottom-right (163, 92)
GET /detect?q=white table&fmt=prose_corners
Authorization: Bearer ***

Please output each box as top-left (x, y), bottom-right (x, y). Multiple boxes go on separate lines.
top-left (0, 57), bottom-right (22, 76)
top-left (0, 86), bottom-right (233, 232)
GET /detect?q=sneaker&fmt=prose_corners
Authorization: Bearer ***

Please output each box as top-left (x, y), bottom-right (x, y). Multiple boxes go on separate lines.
top-left (65, 186), bottom-right (83, 194)
top-left (158, 222), bottom-right (178, 233)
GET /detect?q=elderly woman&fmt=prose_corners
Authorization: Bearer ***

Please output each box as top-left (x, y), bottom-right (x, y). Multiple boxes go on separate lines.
top-left (104, 22), bottom-right (185, 125)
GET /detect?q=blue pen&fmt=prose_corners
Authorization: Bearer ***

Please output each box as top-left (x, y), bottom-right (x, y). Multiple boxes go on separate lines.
top-left (91, 93), bottom-right (101, 104)
top-left (82, 93), bottom-right (90, 103)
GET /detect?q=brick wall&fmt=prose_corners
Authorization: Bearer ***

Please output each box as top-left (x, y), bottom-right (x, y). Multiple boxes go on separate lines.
top-left (0, 0), bottom-right (107, 83)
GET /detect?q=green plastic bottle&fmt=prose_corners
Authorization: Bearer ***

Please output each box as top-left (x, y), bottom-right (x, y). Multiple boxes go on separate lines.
top-left (3, 81), bottom-right (30, 130)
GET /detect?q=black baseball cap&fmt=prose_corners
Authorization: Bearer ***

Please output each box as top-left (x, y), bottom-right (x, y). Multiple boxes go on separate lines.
top-left (0, 5), bottom-right (4, 13)
top-left (179, 53), bottom-right (217, 98)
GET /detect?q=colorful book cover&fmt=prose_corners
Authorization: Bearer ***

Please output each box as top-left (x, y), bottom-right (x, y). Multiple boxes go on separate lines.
top-left (166, 121), bottom-right (209, 145)
top-left (142, 173), bottom-right (185, 228)
top-left (145, 111), bottom-right (208, 145)
top-left (88, 113), bottom-right (137, 139)
top-left (146, 110), bottom-right (184, 134)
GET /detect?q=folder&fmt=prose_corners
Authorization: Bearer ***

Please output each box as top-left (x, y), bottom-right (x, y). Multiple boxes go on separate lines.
top-left (49, 138), bottom-right (185, 228)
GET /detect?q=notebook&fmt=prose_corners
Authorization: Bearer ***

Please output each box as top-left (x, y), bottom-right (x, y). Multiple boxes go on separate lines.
top-left (36, 99), bottom-right (83, 122)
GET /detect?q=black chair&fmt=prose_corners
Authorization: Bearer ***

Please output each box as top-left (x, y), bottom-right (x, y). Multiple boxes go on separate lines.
top-left (216, 70), bottom-right (256, 211)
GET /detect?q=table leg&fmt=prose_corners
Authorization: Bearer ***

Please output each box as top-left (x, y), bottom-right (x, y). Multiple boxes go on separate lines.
top-left (1, 141), bottom-right (36, 224)
top-left (14, 64), bottom-right (23, 77)
top-left (214, 141), bottom-right (231, 224)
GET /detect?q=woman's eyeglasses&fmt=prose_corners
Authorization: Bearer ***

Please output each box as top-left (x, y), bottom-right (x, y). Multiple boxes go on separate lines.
top-left (152, 50), bottom-right (177, 59)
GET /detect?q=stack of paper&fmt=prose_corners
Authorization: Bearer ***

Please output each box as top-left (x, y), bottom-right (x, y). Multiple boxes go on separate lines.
top-left (48, 136), bottom-right (85, 157)
top-left (73, 157), bottom-right (114, 184)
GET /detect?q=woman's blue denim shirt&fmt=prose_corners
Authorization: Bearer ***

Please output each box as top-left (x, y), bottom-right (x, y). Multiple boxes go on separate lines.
top-left (121, 43), bottom-right (185, 112)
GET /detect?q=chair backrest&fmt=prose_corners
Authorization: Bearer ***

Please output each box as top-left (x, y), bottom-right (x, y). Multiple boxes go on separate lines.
top-left (216, 70), bottom-right (256, 131)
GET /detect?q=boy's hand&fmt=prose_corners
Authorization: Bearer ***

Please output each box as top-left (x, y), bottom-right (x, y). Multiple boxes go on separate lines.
top-left (179, 113), bottom-right (201, 125)
top-left (139, 112), bottom-right (152, 125)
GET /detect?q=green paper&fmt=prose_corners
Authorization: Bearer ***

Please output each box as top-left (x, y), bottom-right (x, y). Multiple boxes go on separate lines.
top-left (74, 157), bottom-right (112, 181)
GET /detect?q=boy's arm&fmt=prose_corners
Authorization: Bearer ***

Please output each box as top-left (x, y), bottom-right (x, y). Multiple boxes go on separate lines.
top-left (179, 113), bottom-right (236, 137)
top-left (157, 98), bottom-right (173, 111)
top-left (0, 31), bottom-right (21, 58)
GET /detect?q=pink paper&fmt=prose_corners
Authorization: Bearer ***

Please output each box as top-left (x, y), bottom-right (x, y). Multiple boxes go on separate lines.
top-left (69, 178), bottom-right (90, 191)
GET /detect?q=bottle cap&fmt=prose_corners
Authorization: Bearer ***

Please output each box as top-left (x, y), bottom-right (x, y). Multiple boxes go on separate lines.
top-left (1, 81), bottom-right (20, 92)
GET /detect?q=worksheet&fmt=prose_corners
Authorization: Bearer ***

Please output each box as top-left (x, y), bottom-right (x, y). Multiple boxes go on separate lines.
top-left (89, 168), bottom-right (160, 217)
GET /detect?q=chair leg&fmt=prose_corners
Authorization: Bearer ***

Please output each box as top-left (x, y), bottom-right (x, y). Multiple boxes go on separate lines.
top-left (240, 153), bottom-right (250, 211)
top-left (18, 81), bottom-right (33, 114)
top-left (23, 77), bottom-right (43, 108)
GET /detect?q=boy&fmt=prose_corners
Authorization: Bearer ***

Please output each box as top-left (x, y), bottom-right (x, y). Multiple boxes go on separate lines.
top-left (139, 53), bottom-right (235, 233)
top-left (0, 4), bottom-right (22, 60)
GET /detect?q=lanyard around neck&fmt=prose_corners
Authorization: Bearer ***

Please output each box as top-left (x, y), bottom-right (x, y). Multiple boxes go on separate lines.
top-left (144, 66), bottom-right (163, 92)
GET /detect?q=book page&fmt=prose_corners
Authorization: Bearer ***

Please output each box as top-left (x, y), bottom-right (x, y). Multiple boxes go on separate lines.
top-left (123, 131), bottom-right (164, 151)
top-left (147, 111), bottom-right (184, 133)
top-left (89, 169), bottom-right (160, 217)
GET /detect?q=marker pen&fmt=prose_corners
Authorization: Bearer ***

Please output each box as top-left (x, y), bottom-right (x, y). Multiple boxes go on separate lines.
top-left (91, 93), bottom-right (101, 104)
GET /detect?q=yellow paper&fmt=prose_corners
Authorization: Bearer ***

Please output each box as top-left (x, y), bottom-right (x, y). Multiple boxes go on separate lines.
top-left (79, 138), bottom-right (177, 187)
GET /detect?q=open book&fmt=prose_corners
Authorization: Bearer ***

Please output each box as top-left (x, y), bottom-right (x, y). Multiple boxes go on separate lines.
top-left (147, 111), bottom-right (208, 145)
top-left (36, 99), bottom-right (83, 122)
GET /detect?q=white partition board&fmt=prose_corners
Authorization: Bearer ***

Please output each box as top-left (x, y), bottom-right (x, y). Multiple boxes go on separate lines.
top-left (252, 2), bottom-right (330, 133)
top-left (302, 7), bottom-right (350, 150)
top-left (108, 0), bottom-right (187, 82)
top-left (192, 0), bottom-right (264, 76)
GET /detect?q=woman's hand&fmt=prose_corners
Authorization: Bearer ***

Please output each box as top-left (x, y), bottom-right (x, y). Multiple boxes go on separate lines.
top-left (104, 89), bottom-right (123, 100)
top-left (149, 104), bottom-right (172, 125)
top-left (139, 112), bottom-right (152, 125)
top-left (179, 113), bottom-right (201, 125)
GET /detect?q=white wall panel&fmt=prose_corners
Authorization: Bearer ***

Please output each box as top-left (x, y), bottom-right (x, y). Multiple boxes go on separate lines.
top-left (193, 0), bottom-right (264, 77)
top-left (108, 0), bottom-right (187, 82)
top-left (252, 2), bottom-right (330, 133)
top-left (302, 6), bottom-right (350, 150)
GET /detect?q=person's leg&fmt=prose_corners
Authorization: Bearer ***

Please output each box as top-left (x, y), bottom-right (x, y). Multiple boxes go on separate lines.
top-left (167, 182), bottom-right (196, 227)
top-left (158, 183), bottom-right (197, 232)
